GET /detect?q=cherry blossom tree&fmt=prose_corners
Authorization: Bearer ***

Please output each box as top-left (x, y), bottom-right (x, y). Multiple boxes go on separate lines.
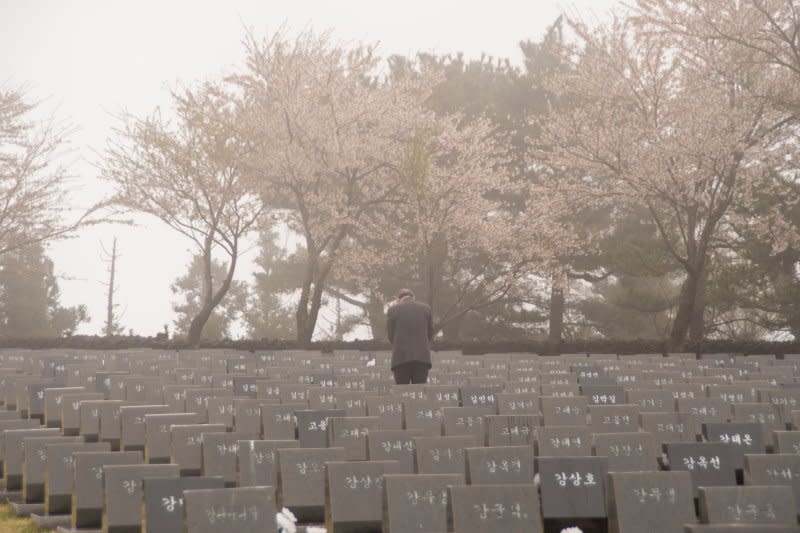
top-left (233, 30), bottom-right (437, 343)
top-left (0, 87), bottom-right (102, 255)
top-left (535, 16), bottom-right (797, 346)
top-left (102, 82), bottom-right (264, 346)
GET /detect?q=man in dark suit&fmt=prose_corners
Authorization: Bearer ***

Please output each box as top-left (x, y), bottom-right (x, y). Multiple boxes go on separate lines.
top-left (387, 288), bottom-right (434, 384)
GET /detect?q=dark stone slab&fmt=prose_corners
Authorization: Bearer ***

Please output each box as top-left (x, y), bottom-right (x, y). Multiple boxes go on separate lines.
top-left (663, 442), bottom-right (737, 497)
top-left (44, 441), bottom-right (110, 515)
top-left (327, 416), bottom-right (379, 460)
top-left (325, 460), bottom-right (401, 533)
top-left (102, 463), bottom-right (180, 533)
top-left (366, 429), bottom-right (422, 473)
top-left (593, 432), bottom-right (658, 472)
top-left (296, 409), bottom-right (345, 448)
top-left (536, 426), bottom-right (591, 457)
top-left (169, 423), bottom-right (226, 476)
top-left (541, 396), bottom-right (588, 426)
top-left (276, 446), bottom-right (346, 522)
top-left (0, 419), bottom-right (44, 474)
top-left (702, 422), bottom-right (765, 470)
top-left (261, 403), bottom-right (302, 440)
top-left (458, 386), bottom-right (501, 408)
top-left (589, 404), bottom-right (640, 434)
top-left (414, 435), bottom-right (477, 475)
top-left (142, 476), bottom-right (224, 533)
top-left (775, 431), bottom-right (800, 454)
top-left (44, 387), bottom-right (86, 428)
top-left (71, 451), bottom-right (142, 529)
top-left (640, 412), bottom-right (695, 444)
top-left (625, 389), bottom-right (676, 413)
top-left (4, 428), bottom-right (59, 491)
top-left (607, 470), bottom-right (696, 533)
top-left (22, 435), bottom-right (82, 503)
top-left (382, 473), bottom-right (463, 533)
top-left (465, 445), bottom-right (534, 485)
top-left (441, 407), bottom-right (493, 441)
top-left (237, 439), bottom-right (299, 487)
top-left (232, 399), bottom-right (264, 435)
top-left (201, 432), bottom-right (257, 486)
top-left (484, 415), bottom-right (536, 447)
top-left (447, 484), bottom-right (542, 533)
top-left (743, 453), bottom-right (800, 508)
top-left (233, 376), bottom-right (257, 398)
top-left (119, 405), bottom-right (170, 452)
top-left (581, 384), bottom-right (626, 405)
top-left (144, 412), bottom-right (200, 463)
top-left (183, 486), bottom-right (277, 533)
top-left (698, 485), bottom-right (797, 524)
top-left (403, 399), bottom-right (445, 436)
top-left (366, 397), bottom-right (403, 429)
top-left (537, 456), bottom-right (608, 518)
top-left (60, 393), bottom-right (103, 436)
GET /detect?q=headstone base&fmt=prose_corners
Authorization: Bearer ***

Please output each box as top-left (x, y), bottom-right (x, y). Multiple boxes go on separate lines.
top-left (31, 512), bottom-right (71, 529)
top-left (9, 500), bottom-right (45, 517)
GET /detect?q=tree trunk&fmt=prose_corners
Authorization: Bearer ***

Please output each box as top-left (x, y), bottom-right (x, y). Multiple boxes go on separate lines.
top-left (366, 294), bottom-right (387, 340)
top-left (104, 238), bottom-right (117, 337)
top-left (187, 241), bottom-right (238, 347)
top-left (548, 284), bottom-right (565, 344)
top-left (669, 262), bottom-right (706, 349)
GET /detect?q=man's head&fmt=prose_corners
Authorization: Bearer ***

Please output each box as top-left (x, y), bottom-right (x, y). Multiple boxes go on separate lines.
top-left (396, 288), bottom-right (415, 303)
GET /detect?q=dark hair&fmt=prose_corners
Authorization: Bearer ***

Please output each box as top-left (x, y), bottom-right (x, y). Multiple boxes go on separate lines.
top-left (397, 288), bottom-right (415, 299)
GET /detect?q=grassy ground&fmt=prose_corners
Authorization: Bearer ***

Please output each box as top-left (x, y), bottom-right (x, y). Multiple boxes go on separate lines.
top-left (0, 504), bottom-right (43, 533)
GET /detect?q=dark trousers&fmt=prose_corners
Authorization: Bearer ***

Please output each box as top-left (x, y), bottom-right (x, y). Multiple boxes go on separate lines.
top-left (392, 362), bottom-right (430, 384)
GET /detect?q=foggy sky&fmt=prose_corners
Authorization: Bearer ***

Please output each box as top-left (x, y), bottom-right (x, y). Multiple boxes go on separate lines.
top-left (0, 0), bottom-right (618, 338)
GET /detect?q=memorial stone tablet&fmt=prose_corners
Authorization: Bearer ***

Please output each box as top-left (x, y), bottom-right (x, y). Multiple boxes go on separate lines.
top-left (237, 439), bottom-right (299, 487)
top-left (44, 441), bottom-right (109, 515)
top-left (183, 486), bottom-right (277, 533)
top-left (459, 386), bottom-right (501, 408)
top-left (589, 404), bottom-right (640, 433)
top-left (743, 453), bottom-right (800, 506)
top-left (71, 450), bottom-right (142, 528)
top-left (201, 432), bottom-right (256, 486)
top-left (119, 404), bottom-right (170, 452)
top-left (367, 429), bottom-right (422, 473)
top-left (582, 384), bottom-right (626, 405)
top-left (207, 397), bottom-right (236, 430)
top-left (683, 525), bottom-right (800, 532)
top-left (484, 415), bottom-right (536, 447)
top-left (4, 427), bottom-right (59, 490)
top-left (774, 431), bottom-right (800, 454)
top-left (325, 460), bottom-right (401, 533)
top-left (335, 391), bottom-right (371, 417)
top-left (22, 435), bottom-right (82, 503)
top-left (142, 476), bottom-right (224, 533)
top-left (276, 446), bottom-right (347, 522)
top-left (327, 416), bottom-right (379, 460)
top-left (607, 471), bottom-right (695, 533)
top-left (702, 422), bottom-right (764, 470)
top-left (403, 399), bottom-right (445, 436)
top-left (537, 456), bottom-right (608, 518)
top-left (663, 442), bottom-right (737, 496)
top-left (414, 435), bottom-right (477, 475)
top-left (367, 396), bottom-right (404, 430)
top-left (640, 412), bottom-right (695, 445)
top-left (233, 376), bottom-right (257, 398)
top-left (145, 412), bottom-right (200, 463)
top-left (537, 426), bottom-right (592, 456)
top-left (261, 403), bottom-right (302, 440)
top-left (0, 419), bottom-right (43, 473)
top-left (170, 423), bottom-right (226, 476)
top-left (698, 485), bottom-right (797, 525)
top-left (447, 484), bottom-right (542, 533)
top-left (442, 406), bottom-right (492, 441)
top-left (626, 390), bottom-right (676, 413)
top-left (296, 409), bottom-right (345, 448)
top-left (44, 387), bottom-right (85, 428)
top-left (593, 432), bottom-right (657, 472)
top-left (102, 463), bottom-right (180, 533)
top-left (232, 399), bottom-right (263, 435)
top-left (382, 473), bottom-right (463, 533)
top-left (541, 396), bottom-right (588, 426)
top-left (464, 445), bottom-right (534, 485)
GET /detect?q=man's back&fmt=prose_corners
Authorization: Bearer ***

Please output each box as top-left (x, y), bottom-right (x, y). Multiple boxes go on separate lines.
top-left (387, 299), bottom-right (433, 370)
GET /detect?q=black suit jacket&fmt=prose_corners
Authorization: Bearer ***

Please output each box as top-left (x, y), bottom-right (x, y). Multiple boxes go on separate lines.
top-left (387, 300), bottom-right (434, 370)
